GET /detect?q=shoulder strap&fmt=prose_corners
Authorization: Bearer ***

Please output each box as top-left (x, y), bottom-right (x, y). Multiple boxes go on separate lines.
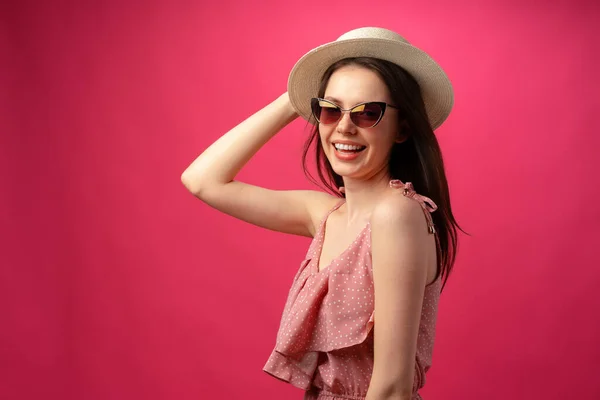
top-left (305, 199), bottom-right (345, 258)
top-left (389, 179), bottom-right (438, 235)
top-left (323, 198), bottom-right (345, 222)
top-left (314, 198), bottom-right (345, 233)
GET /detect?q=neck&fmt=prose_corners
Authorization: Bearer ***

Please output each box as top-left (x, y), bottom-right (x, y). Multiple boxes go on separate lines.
top-left (340, 172), bottom-right (390, 225)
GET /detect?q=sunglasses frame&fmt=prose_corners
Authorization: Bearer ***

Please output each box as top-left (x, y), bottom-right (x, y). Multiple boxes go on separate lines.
top-left (310, 97), bottom-right (399, 128)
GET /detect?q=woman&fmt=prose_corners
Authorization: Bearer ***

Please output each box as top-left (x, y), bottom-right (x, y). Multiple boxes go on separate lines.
top-left (182, 27), bottom-right (464, 400)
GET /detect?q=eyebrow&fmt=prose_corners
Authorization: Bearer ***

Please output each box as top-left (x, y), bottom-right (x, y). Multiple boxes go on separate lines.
top-left (323, 96), bottom-right (343, 104)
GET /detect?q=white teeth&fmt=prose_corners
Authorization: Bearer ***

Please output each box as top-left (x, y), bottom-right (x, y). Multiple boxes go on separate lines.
top-left (334, 143), bottom-right (364, 151)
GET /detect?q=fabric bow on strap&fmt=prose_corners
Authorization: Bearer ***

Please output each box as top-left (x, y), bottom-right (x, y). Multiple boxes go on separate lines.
top-left (389, 179), bottom-right (438, 213)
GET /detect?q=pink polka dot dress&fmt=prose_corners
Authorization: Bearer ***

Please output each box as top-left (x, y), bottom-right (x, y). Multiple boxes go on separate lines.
top-left (263, 180), bottom-right (442, 400)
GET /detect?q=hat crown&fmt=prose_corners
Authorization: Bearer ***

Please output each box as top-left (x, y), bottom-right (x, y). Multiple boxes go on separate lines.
top-left (336, 27), bottom-right (410, 44)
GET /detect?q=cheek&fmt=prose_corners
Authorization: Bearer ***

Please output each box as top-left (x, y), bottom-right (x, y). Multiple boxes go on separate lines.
top-left (369, 127), bottom-right (397, 150)
top-left (318, 126), bottom-right (334, 146)
top-left (374, 121), bottom-right (399, 147)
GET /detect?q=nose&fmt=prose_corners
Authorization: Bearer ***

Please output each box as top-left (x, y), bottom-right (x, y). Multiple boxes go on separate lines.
top-left (336, 111), bottom-right (357, 135)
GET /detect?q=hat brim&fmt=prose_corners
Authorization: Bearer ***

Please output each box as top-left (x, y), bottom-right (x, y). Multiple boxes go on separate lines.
top-left (287, 37), bottom-right (454, 130)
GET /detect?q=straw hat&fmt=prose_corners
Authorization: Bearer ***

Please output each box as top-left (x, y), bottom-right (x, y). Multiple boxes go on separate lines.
top-left (287, 27), bottom-right (454, 130)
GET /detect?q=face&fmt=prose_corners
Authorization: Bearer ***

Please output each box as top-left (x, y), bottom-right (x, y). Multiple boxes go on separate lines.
top-left (319, 65), bottom-right (401, 182)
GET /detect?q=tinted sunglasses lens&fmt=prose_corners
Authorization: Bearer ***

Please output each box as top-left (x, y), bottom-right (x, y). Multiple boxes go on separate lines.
top-left (350, 103), bottom-right (383, 127)
top-left (312, 99), bottom-right (341, 124)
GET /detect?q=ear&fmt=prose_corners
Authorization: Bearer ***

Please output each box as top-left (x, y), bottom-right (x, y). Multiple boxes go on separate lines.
top-left (395, 133), bottom-right (409, 144)
top-left (395, 120), bottom-right (410, 143)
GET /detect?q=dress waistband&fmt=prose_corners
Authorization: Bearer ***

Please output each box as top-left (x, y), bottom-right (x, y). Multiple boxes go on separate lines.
top-left (304, 388), bottom-right (365, 400)
top-left (304, 387), bottom-right (423, 400)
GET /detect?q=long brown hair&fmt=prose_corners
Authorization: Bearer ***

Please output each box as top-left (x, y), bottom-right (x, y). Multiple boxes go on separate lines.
top-left (301, 57), bottom-right (468, 292)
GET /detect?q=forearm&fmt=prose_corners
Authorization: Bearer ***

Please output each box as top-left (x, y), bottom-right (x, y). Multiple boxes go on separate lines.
top-left (181, 93), bottom-right (298, 194)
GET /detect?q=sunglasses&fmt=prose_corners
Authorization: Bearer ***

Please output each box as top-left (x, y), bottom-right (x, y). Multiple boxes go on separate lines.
top-left (310, 98), bottom-right (398, 128)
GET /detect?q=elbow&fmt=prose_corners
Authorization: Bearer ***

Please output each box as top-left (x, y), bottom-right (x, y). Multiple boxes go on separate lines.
top-left (180, 169), bottom-right (206, 197)
top-left (180, 168), bottom-right (225, 200)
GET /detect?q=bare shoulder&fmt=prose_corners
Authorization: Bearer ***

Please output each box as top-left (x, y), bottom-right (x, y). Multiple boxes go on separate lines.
top-left (370, 190), bottom-right (427, 232)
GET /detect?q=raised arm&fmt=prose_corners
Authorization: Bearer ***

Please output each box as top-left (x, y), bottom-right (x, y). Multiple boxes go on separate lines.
top-left (181, 93), bottom-right (338, 237)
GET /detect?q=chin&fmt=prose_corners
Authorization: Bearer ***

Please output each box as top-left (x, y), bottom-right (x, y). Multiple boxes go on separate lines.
top-left (325, 152), bottom-right (366, 176)
top-left (329, 162), bottom-right (365, 180)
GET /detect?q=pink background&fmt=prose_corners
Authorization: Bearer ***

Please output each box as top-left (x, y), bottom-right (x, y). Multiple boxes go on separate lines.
top-left (2, 0), bottom-right (599, 399)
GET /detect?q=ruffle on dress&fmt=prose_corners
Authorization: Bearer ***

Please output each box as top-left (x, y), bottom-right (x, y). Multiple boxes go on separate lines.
top-left (263, 216), bottom-right (374, 390)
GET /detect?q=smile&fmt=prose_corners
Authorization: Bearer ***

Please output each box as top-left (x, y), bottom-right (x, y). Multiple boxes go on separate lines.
top-left (331, 142), bottom-right (366, 161)
top-left (333, 143), bottom-right (366, 153)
